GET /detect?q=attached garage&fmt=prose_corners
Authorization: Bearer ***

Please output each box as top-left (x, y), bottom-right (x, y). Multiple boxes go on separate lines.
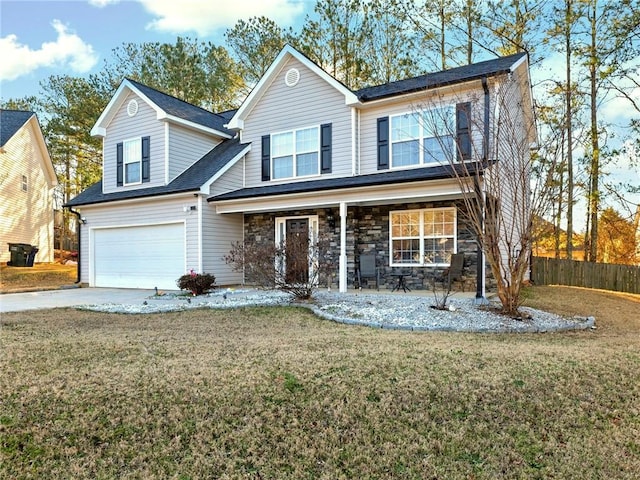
top-left (92, 223), bottom-right (185, 290)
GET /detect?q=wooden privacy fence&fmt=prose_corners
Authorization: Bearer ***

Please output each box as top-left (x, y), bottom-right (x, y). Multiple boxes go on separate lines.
top-left (531, 256), bottom-right (640, 294)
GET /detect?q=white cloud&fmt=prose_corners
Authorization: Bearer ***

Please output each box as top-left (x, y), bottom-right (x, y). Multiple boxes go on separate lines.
top-left (0, 20), bottom-right (98, 81)
top-left (88, 0), bottom-right (120, 6)
top-left (139, 0), bottom-right (305, 36)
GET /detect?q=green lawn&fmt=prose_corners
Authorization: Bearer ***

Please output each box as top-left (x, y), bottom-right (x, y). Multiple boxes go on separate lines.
top-left (1, 287), bottom-right (639, 479)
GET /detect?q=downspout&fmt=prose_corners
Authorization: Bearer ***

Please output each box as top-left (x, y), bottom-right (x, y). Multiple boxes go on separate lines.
top-left (475, 76), bottom-right (490, 303)
top-left (67, 207), bottom-right (82, 284)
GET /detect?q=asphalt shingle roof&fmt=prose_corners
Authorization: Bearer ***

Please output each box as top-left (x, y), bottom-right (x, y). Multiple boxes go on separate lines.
top-left (66, 137), bottom-right (249, 207)
top-left (126, 79), bottom-right (236, 136)
top-left (0, 110), bottom-right (34, 147)
top-left (209, 162), bottom-right (485, 203)
top-left (356, 52), bottom-right (527, 102)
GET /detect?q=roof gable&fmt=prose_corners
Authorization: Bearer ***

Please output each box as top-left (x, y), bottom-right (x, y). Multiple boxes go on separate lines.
top-left (226, 44), bottom-right (360, 130)
top-left (0, 110), bottom-right (57, 186)
top-left (91, 79), bottom-right (234, 138)
top-left (1, 110), bottom-right (34, 147)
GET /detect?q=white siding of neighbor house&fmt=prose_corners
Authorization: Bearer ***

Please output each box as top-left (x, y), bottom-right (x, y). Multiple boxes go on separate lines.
top-left (168, 123), bottom-right (220, 183)
top-left (209, 159), bottom-right (244, 196)
top-left (0, 120), bottom-right (55, 263)
top-left (102, 91), bottom-right (165, 194)
top-left (201, 203), bottom-right (243, 285)
top-left (242, 57), bottom-right (353, 187)
top-left (77, 195), bottom-right (197, 285)
top-left (358, 85), bottom-right (485, 176)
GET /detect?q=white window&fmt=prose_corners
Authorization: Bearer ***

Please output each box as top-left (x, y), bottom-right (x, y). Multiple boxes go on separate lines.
top-left (390, 106), bottom-right (455, 168)
top-left (123, 138), bottom-right (141, 185)
top-left (272, 126), bottom-right (319, 179)
top-left (21, 175), bottom-right (28, 192)
top-left (390, 207), bottom-right (456, 266)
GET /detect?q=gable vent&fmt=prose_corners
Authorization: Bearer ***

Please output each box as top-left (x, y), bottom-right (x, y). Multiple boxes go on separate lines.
top-left (285, 68), bottom-right (300, 87)
top-left (127, 99), bottom-right (139, 117)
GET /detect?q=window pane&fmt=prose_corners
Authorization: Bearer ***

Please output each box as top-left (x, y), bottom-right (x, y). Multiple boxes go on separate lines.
top-left (273, 155), bottom-right (293, 179)
top-left (423, 135), bottom-right (453, 164)
top-left (272, 132), bottom-right (293, 157)
top-left (123, 138), bottom-right (141, 184)
top-left (391, 114), bottom-right (420, 142)
top-left (391, 212), bottom-right (419, 237)
top-left (296, 127), bottom-right (318, 153)
top-left (392, 239), bottom-right (420, 264)
top-left (423, 106), bottom-right (454, 137)
top-left (392, 140), bottom-right (419, 167)
top-left (296, 152), bottom-right (318, 176)
top-left (125, 162), bottom-right (140, 183)
top-left (424, 238), bottom-right (454, 264)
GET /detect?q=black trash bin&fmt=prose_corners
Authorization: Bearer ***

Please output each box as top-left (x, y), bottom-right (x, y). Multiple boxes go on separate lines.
top-left (7, 243), bottom-right (34, 267)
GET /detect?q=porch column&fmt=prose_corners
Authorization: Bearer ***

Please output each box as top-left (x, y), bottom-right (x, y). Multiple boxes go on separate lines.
top-left (339, 201), bottom-right (348, 293)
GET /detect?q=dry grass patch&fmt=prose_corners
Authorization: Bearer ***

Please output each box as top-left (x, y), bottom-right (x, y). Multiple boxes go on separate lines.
top-left (0, 263), bottom-right (77, 293)
top-left (1, 288), bottom-right (640, 479)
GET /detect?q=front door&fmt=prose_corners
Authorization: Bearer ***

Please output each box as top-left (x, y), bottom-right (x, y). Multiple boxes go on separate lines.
top-left (285, 218), bottom-right (309, 283)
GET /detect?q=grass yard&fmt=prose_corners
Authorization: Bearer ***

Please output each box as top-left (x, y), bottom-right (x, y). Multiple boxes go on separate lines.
top-left (0, 263), bottom-right (77, 293)
top-left (1, 286), bottom-right (639, 479)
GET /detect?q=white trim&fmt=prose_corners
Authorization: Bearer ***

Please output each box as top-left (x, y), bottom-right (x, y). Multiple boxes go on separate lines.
top-left (226, 45), bottom-right (360, 131)
top-left (91, 79), bottom-right (232, 139)
top-left (122, 137), bottom-right (142, 186)
top-left (213, 178), bottom-right (466, 214)
top-left (351, 107), bottom-right (357, 176)
top-left (270, 125), bottom-right (321, 180)
top-left (389, 207), bottom-right (457, 267)
top-left (274, 214), bottom-right (319, 284)
top-left (164, 123), bottom-right (170, 185)
top-left (88, 220), bottom-right (186, 287)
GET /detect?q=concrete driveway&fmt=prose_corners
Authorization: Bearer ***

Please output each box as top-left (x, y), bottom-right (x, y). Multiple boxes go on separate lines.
top-left (0, 288), bottom-right (157, 313)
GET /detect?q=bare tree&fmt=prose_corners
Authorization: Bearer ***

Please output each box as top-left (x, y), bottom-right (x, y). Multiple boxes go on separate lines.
top-left (416, 73), bottom-right (549, 315)
top-left (225, 233), bottom-right (334, 300)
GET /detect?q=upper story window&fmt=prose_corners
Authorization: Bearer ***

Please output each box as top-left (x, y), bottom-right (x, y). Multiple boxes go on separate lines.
top-left (390, 207), bottom-right (457, 266)
top-left (272, 126), bottom-right (319, 180)
top-left (21, 175), bottom-right (28, 192)
top-left (123, 138), bottom-right (141, 184)
top-left (390, 106), bottom-right (455, 168)
top-left (116, 136), bottom-right (150, 187)
top-left (377, 103), bottom-right (470, 171)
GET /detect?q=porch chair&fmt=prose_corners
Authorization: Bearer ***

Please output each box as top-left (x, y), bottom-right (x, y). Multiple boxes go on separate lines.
top-left (439, 253), bottom-right (467, 291)
top-left (357, 254), bottom-right (380, 290)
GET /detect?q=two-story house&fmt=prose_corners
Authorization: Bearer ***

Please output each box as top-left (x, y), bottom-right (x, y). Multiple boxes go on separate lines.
top-left (66, 45), bottom-right (534, 294)
top-left (1, 110), bottom-right (57, 264)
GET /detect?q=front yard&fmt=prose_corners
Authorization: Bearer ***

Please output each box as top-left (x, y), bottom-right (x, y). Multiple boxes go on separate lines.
top-left (0, 263), bottom-right (76, 293)
top-left (1, 286), bottom-right (639, 479)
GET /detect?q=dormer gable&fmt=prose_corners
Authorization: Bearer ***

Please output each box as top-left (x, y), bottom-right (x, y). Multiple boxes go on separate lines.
top-left (226, 44), bottom-right (361, 131)
top-left (91, 79), bottom-right (234, 139)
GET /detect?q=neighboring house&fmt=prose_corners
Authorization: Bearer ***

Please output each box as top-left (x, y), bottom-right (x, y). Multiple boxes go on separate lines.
top-left (67, 45), bottom-right (534, 294)
top-left (1, 110), bottom-right (57, 264)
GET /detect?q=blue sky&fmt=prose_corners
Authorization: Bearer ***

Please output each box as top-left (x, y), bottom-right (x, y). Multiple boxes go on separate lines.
top-left (0, 0), bottom-right (311, 101)
top-left (1, 0), bottom-right (637, 217)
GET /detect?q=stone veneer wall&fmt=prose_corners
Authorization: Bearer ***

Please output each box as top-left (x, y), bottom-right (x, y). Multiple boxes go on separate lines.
top-left (242, 200), bottom-right (488, 291)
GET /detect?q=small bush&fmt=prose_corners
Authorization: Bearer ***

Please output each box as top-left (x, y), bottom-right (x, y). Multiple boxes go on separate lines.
top-left (176, 271), bottom-right (215, 296)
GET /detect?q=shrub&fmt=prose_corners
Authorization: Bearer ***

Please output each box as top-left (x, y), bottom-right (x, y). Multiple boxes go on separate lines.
top-left (176, 271), bottom-right (216, 296)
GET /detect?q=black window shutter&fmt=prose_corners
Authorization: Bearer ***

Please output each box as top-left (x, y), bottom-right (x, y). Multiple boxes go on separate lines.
top-left (320, 123), bottom-right (332, 174)
top-left (377, 117), bottom-right (389, 170)
top-left (261, 135), bottom-right (271, 181)
top-left (456, 103), bottom-right (472, 161)
top-left (141, 136), bottom-right (150, 182)
top-left (116, 142), bottom-right (123, 186)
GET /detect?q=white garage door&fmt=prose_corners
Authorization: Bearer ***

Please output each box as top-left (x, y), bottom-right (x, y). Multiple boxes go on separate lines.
top-left (93, 223), bottom-right (185, 290)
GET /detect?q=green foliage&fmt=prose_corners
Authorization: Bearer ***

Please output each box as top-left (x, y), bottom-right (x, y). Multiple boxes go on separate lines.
top-left (176, 272), bottom-right (216, 296)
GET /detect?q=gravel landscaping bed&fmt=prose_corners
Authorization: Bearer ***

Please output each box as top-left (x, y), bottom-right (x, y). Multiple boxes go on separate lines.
top-left (76, 288), bottom-right (595, 333)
